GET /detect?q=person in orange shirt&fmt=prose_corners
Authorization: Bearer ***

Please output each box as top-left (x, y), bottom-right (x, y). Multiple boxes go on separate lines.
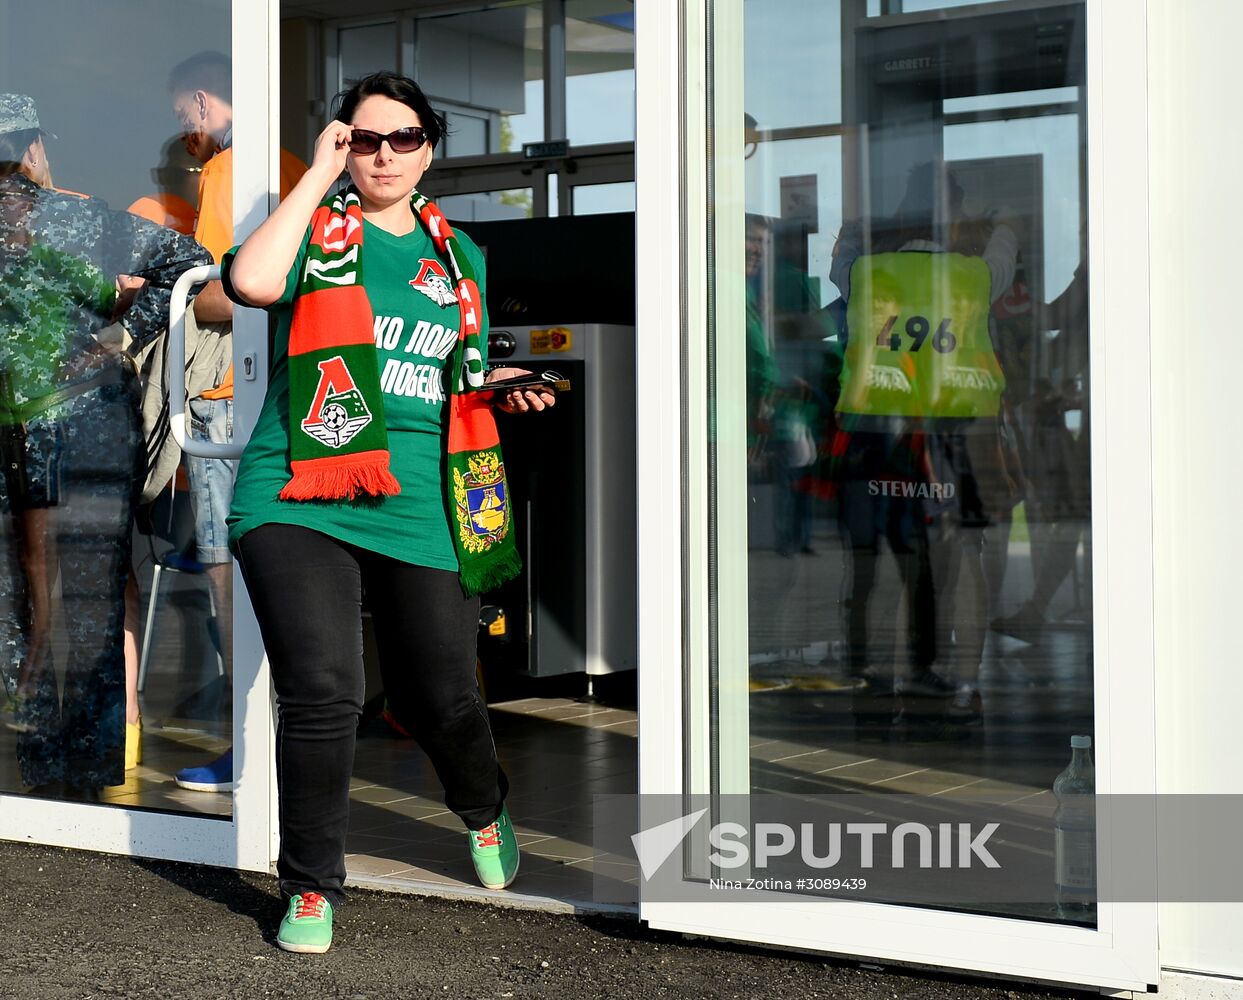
top-left (119, 182), bottom-right (197, 773)
top-left (168, 52), bottom-right (307, 792)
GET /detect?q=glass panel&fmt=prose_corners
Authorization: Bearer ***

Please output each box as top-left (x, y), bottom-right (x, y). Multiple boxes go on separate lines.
top-left (565, 0), bottom-right (635, 146)
top-left (503, 77), bottom-right (544, 152)
top-left (439, 189), bottom-right (534, 222)
top-left (0, 0), bottom-right (234, 814)
top-left (572, 180), bottom-right (635, 215)
top-left (705, 0), bottom-right (1093, 923)
top-left (339, 22), bottom-right (398, 87)
top-left (743, 0), bottom-right (841, 128)
top-left (443, 110), bottom-right (489, 159)
top-left (415, 2), bottom-right (543, 159)
top-left (945, 87), bottom-right (1079, 114)
top-left (898, 0), bottom-right (1006, 12)
top-left (867, 2), bottom-right (1008, 19)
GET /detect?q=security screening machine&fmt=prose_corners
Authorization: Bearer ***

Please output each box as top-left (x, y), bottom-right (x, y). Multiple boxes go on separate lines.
top-left (480, 322), bottom-right (637, 688)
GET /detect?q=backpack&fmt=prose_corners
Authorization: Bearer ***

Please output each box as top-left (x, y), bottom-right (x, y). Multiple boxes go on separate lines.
top-left (126, 306), bottom-right (232, 504)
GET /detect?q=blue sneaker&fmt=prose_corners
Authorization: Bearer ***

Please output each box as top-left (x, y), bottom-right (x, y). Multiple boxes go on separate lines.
top-left (174, 747), bottom-right (233, 792)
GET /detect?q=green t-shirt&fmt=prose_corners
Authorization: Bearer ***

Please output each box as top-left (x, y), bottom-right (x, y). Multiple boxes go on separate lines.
top-left (226, 219), bottom-right (488, 569)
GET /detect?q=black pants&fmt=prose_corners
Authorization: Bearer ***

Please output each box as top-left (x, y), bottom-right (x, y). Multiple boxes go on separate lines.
top-left (838, 476), bottom-right (936, 675)
top-left (237, 524), bottom-right (508, 906)
top-left (833, 430), bottom-right (937, 676)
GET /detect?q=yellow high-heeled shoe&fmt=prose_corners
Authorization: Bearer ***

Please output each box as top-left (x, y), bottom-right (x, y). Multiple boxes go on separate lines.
top-left (125, 717), bottom-right (143, 770)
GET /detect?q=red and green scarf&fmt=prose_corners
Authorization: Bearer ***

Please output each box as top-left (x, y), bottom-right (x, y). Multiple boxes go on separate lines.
top-left (282, 186), bottom-right (520, 596)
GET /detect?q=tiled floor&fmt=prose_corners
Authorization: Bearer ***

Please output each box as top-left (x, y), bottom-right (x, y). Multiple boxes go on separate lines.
top-left (0, 549), bottom-right (236, 814)
top-left (344, 696), bottom-right (640, 912)
top-left (0, 689), bottom-right (644, 911)
top-left (6, 678), bottom-right (1075, 921)
top-left (0, 714), bottom-right (234, 815)
top-left (99, 724), bottom-right (234, 814)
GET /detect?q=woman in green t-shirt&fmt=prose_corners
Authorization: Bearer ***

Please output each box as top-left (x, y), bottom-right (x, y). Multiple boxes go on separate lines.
top-left (222, 72), bottom-right (554, 955)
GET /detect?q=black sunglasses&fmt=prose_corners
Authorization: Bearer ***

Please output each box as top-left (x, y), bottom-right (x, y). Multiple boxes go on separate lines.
top-left (346, 126), bottom-right (429, 154)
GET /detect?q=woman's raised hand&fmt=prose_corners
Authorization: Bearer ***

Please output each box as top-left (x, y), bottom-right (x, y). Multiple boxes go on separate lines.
top-left (229, 121), bottom-right (354, 307)
top-left (311, 120), bottom-right (354, 179)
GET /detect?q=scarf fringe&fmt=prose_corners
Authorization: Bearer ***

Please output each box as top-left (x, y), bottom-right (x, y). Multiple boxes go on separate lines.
top-left (280, 457), bottom-right (401, 502)
top-left (458, 544), bottom-right (523, 598)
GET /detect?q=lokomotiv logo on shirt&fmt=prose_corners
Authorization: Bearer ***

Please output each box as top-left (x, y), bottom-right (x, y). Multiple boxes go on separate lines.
top-left (409, 258), bottom-right (458, 307)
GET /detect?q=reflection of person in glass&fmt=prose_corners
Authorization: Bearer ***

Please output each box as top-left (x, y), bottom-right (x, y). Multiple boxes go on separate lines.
top-left (993, 258), bottom-right (1089, 643)
top-left (128, 135), bottom-right (200, 237)
top-left (745, 217), bottom-right (778, 470)
top-left (0, 94), bottom-right (210, 795)
top-left (746, 213), bottom-right (826, 556)
top-left (829, 161), bottom-right (1018, 728)
top-left (119, 135), bottom-right (204, 773)
top-left (167, 53), bottom-right (308, 794)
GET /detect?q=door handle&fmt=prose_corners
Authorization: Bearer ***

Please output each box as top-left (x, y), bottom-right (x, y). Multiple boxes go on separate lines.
top-left (168, 264), bottom-right (244, 459)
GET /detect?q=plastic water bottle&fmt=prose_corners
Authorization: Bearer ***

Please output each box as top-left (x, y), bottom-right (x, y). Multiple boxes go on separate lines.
top-left (1053, 734), bottom-right (1096, 919)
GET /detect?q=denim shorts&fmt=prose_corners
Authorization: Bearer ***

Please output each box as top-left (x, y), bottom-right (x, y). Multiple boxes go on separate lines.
top-left (186, 396), bottom-right (234, 564)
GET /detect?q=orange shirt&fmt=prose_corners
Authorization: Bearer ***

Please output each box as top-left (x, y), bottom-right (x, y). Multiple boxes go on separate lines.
top-left (127, 193), bottom-right (196, 235)
top-left (195, 145), bottom-right (308, 399)
top-left (194, 145), bottom-right (308, 262)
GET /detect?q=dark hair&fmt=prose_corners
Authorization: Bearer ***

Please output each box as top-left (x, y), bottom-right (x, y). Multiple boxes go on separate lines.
top-left (745, 212), bottom-right (771, 235)
top-left (331, 72), bottom-right (448, 150)
top-left (168, 51), bottom-right (232, 102)
top-left (0, 128), bottom-right (39, 177)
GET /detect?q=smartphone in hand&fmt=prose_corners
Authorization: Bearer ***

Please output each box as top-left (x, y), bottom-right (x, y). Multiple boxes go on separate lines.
top-left (485, 369), bottom-right (571, 393)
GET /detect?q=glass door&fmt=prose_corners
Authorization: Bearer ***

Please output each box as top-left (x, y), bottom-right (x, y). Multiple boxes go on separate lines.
top-left (0, 0), bottom-right (275, 872)
top-left (636, 0), bottom-right (1157, 989)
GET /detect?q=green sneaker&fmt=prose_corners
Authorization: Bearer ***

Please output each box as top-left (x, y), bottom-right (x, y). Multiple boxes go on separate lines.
top-left (468, 805), bottom-right (520, 889)
top-left (277, 892), bottom-right (333, 954)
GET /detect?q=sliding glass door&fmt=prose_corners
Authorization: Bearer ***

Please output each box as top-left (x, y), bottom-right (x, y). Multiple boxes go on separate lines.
top-left (636, 0), bottom-right (1158, 989)
top-left (0, 0), bottom-right (276, 872)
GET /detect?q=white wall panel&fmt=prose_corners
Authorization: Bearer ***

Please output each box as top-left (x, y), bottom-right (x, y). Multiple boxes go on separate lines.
top-left (1148, 0), bottom-right (1243, 983)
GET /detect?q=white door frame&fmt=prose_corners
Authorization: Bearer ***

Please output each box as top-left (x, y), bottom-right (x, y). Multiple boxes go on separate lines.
top-left (0, 0), bottom-right (278, 874)
top-left (635, 0), bottom-right (1159, 990)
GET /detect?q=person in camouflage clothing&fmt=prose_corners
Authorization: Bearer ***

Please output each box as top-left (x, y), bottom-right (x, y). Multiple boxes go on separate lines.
top-left (0, 94), bottom-right (210, 795)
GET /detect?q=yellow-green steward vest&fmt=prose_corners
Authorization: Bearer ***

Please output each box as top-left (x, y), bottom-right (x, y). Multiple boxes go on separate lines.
top-left (837, 251), bottom-right (1004, 419)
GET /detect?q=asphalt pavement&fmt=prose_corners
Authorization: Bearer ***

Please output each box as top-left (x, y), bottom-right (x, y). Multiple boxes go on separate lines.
top-left (0, 840), bottom-right (1087, 1000)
